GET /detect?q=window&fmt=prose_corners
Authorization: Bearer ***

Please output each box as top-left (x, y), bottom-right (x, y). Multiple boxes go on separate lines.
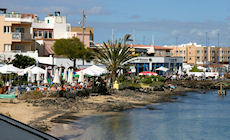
top-left (34, 31), bottom-right (43, 39)
top-left (205, 50), bottom-right (207, 54)
top-left (49, 32), bottom-right (52, 39)
top-left (44, 31), bottom-right (52, 39)
top-left (4, 26), bottom-right (10, 33)
top-left (66, 25), bottom-right (70, 32)
top-left (180, 50), bottom-right (182, 54)
top-left (189, 57), bottom-right (191, 60)
top-left (176, 50), bottom-right (178, 54)
top-left (14, 27), bottom-right (24, 33)
top-left (28, 45), bottom-right (31, 51)
top-left (4, 44), bottom-right (11, 51)
top-left (212, 50), bottom-right (215, 54)
top-left (228, 51), bottom-right (230, 54)
top-left (197, 50), bottom-right (200, 54)
top-left (184, 50), bottom-right (186, 54)
top-left (38, 31), bottom-right (42, 37)
top-left (47, 20), bottom-right (49, 24)
top-left (14, 44), bottom-right (25, 51)
top-left (184, 57), bottom-right (186, 60)
top-left (197, 56), bottom-right (200, 61)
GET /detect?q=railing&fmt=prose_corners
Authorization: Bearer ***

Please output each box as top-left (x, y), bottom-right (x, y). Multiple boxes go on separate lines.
top-left (165, 52), bottom-right (173, 56)
top-left (12, 32), bottom-right (32, 41)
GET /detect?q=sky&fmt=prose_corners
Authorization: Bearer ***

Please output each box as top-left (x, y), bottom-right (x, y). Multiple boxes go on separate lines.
top-left (2, 0), bottom-right (230, 46)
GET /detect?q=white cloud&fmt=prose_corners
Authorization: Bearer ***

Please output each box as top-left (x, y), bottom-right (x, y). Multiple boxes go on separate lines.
top-left (88, 6), bottom-right (104, 15)
top-left (171, 30), bottom-right (180, 36)
top-left (209, 29), bottom-right (220, 37)
top-left (190, 29), bottom-right (203, 36)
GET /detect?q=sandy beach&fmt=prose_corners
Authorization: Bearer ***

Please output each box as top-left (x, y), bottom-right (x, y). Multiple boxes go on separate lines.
top-left (0, 86), bottom-right (195, 134)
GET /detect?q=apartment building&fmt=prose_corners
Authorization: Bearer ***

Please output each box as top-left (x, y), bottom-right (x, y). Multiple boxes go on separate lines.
top-left (0, 9), bottom-right (35, 53)
top-left (169, 45), bottom-right (187, 62)
top-left (132, 45), bottom-right (172, 57)
top-left (32, 11), bottom-right (94, 56)
top-left (168, 43), bottom-right (230, 65)
top-left (70, 27), bottom-right (94, 48)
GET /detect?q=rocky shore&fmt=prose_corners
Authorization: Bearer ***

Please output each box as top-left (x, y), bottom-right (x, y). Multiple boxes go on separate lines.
top-left (0, 80), bottom-right (227, 133)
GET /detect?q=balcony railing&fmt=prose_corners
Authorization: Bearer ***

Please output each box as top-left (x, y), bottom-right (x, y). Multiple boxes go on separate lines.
top-left (12, 32), bottom-right (32, 41)
top-left (165, 52), bottom-right (173, 56)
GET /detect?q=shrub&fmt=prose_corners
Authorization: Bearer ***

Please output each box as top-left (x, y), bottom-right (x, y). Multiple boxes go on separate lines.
top-left (18, 91), bottom-right (44, 100)
top-left (140, 76), bottom-right (153, 84)
top-left (190, 65), bottom-right (202, 72)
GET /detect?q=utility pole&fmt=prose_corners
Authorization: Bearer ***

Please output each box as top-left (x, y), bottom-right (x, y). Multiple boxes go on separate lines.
top-left (81, 10), bottom-right (87, 65)
top-left (112, 28), bottom-right (114, 43)
top-left (82, 10), bottom-right (85, 47)
top-left (133, 29), bottom-right (135, 46)
top-left (217, 33), bottom-right (220, 47)
top-left (176, 36), bottom-right (178, 45)
top-left (205, 32), bottom-right (208, 47)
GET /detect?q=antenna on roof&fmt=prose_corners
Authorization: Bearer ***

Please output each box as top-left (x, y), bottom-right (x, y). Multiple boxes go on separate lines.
top-left (112, 28), bottom-right (114, 43)
top-left (217, 33), bottom-right (220, 47)
top-left (152, 35), bottom-right (154, 46)
top-left (205, 32), bottom-right (209, 47)
top-left (133, 29), bottom-right (135, 45)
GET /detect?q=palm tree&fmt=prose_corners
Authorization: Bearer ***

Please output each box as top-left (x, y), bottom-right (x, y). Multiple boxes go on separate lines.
top-left (94, 34), bottom-right (133, 86)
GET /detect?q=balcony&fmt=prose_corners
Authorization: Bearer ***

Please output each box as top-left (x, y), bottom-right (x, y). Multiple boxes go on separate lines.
top-left (165, 52), bottom-right (173, 56)
top-left (12, 32), bottom-right (32, 42)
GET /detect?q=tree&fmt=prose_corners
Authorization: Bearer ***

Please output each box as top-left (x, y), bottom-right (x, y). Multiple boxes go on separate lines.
top-left (94, 34), bottom-right (133, 85)
top-left (54, 37), bottom-right (93, 67)
top-left (12, 54), bottom-right (36, 68)
top-left (190, 65), bottom-right (202, 72)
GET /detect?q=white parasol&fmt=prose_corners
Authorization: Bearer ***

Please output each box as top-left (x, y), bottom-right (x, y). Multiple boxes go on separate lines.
top-left (63, 68), bottom-right (68, 81)
top-left (78, 70), bottom-right (84, 83)
top-left (53, 68), bottom-right (60, 84)
top-left (67, 68), bottom-right (73, 83)
top-left (43, 67), bottom-right (48, 84)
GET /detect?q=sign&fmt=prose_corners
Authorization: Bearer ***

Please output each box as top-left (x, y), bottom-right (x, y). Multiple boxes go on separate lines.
top-left (18, 69), bottom-right (24, 76)
top-left (0, 94), bottom-right (16, 99)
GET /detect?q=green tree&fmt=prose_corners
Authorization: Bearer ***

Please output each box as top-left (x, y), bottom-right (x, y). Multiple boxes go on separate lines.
top-left (94, 34), bottom-right (133, 85)
top-left (190, 65), bottom-right (202, 72)
top-left (54, 37), bottom-right (93, 67)
top-left (12, 54), bottom-right (36, 68)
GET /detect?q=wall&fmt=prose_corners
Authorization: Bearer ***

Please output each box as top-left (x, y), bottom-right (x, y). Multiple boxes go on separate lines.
top-left (0, 16), bottom-right (13, 52)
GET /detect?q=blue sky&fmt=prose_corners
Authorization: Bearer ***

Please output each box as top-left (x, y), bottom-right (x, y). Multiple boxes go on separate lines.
top-left (2, 0), bottom-right (230, 46)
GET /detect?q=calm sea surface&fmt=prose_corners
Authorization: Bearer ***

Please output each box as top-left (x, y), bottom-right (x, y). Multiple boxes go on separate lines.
top-left (51, 90), bottom-right (230, 140)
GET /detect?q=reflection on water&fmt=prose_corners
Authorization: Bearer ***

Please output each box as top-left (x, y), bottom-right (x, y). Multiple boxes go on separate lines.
top-left (51, 90), bottom-right (230, 140)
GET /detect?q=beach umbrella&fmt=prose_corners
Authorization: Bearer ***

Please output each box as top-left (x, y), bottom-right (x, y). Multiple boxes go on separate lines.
top-left (63, 68), bottom-right (68, 81)
top-left (76, 65), bottom-right (107, 76)
top-left (178, 66), bottom-right (182, 75)
top-left (43, 67), bottom-right (48, 84)
top-left (186, 68), bottom-right (190, 74)
top-left (0, 64), bottom-right (19, 74)
top-left (156, 66), bottom-right (169, 72)
top-left (53, 68), bottom-right (60, 84)
top-left (67, 69), bottom-right (72, 83)
top-left (28, 70), bottom-right (32, 82)
top-left (139, 71), bottom-right (158, 76)
top-left (78, 70), bottom-right (84, 83)
top-left (36, 72), bottom-right (41, 86)
top-left (67, 68), bottom-right (73, 83)
top-left (59, 67), bottom-right (62, 78)
top-left (24, 65), bottom-right (45, 74)
top-left (31, 73), bottom-right (35, 83)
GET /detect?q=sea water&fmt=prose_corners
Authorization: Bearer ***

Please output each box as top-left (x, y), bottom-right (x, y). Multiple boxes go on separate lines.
top-left (52, 90), bottom-right (230, 140)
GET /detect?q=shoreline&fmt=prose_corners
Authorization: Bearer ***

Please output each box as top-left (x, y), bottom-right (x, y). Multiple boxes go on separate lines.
top-left (0, 86), bottom-right (195, 133)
